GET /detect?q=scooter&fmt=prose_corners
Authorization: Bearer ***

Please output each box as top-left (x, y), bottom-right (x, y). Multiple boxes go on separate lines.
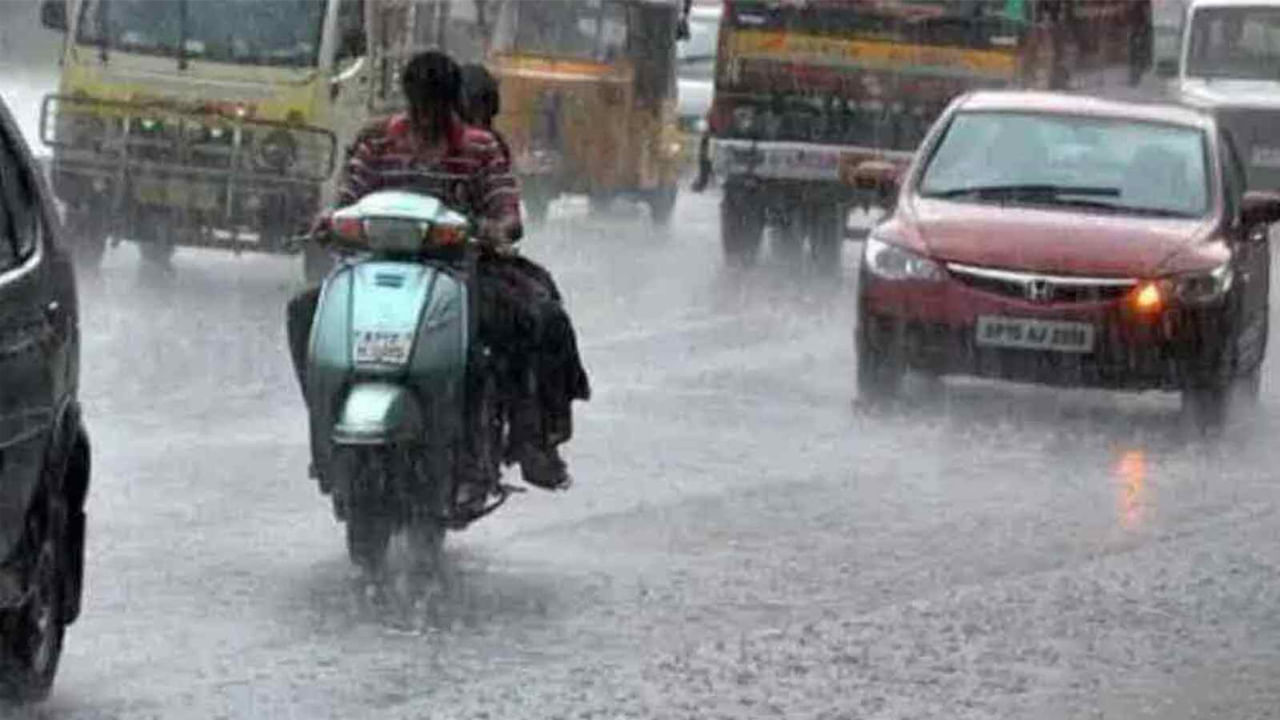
top-left (303, 189), bottom-right (515, 579)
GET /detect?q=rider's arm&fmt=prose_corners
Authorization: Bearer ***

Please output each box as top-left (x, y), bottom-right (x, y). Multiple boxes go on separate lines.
top-left (334, 120), bottom-right (389, 208)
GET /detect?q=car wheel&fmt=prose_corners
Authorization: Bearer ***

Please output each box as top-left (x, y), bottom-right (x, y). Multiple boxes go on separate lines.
top-left (1181, 382), bottom-right (1229, 432)
top-left (0, 494), bottom-right (67, 704)
top-left (721, 187), bottom-right (764, 268)
top-left (856, 323), bottom-right (904, 405)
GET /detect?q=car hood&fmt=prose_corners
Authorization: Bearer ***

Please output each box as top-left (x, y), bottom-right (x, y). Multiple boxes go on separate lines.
top-left (677, 78), bottom-right (714, 119)
top-left (907, 197), bottom-right (1214, 277)
top-left (1179, 78), bottom-right (1280, 110)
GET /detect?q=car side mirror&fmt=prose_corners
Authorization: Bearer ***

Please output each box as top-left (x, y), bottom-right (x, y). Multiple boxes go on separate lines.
top-left (40, 0), bottom-right (67, 32)
top-left (1155, 58), bottom-right (1178, 78)
top-left (1241, 190), bottom-right (1280, 228)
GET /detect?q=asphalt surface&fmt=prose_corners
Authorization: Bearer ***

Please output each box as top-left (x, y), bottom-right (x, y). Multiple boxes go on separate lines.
top-left (0, 188), bottom-right (1272, 720)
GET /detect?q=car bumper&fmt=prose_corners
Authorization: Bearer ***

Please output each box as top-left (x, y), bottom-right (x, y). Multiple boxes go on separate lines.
top-left (858, 271), bottom-right (1231, 391)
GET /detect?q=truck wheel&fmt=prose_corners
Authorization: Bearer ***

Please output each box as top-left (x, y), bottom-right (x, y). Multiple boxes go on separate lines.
top-left (721, 187), bottom-right (764, 267)
top-left (647, 185), bottom-right (678, 227)
top-left (65, 212), bottom-right (106, 271)
top-left (809, 204), bottom-right (844, 277)
top-left (139, 242), bottom-right (174, 269)
top-left (0, 493), bottom-right (67, 703)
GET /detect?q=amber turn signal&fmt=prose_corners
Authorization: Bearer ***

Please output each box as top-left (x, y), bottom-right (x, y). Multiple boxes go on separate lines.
top-left (1131, 282), bottom-right (1164, 313)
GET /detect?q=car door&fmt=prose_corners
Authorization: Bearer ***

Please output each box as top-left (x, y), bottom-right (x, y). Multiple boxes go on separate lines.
top-left (1220, 128), bottom-right (1269, 370)
top-left (0, 108), bottom-right (66, 558)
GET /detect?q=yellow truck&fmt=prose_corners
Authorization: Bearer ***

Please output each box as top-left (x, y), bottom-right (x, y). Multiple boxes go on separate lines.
top-left (38, 0), bottom-right (489, 277)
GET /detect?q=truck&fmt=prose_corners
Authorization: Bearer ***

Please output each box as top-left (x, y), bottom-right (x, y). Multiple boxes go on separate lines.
top-left (698, 0), bottom-right (1154, 270)
top-left (1166, 0), bottom-right (1280, 193)
top-left (37, 0), bottom-right (491, 277)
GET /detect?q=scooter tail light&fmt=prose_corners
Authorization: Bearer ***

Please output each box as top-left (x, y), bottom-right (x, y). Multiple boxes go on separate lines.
top-left (428, 223), bottom-right (467, 246)
top-left (334, 216), bottom-right (364, 243)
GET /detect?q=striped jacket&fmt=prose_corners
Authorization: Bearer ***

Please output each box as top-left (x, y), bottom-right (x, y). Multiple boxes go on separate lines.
top-left (335, 113), bottom-right (523, 241)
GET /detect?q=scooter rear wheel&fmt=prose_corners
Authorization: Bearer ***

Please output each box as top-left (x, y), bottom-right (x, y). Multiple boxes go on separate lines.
top-left (343, 450), bottom-right (393, 577)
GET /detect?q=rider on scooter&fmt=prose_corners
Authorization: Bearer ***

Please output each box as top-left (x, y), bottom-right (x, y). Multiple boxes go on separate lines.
top-left (287, 51), bottom-right (590, 492)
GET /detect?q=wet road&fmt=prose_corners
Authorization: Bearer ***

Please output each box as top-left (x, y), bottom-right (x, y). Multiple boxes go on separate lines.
top-left (8, 191), bottom-right (1279, 719)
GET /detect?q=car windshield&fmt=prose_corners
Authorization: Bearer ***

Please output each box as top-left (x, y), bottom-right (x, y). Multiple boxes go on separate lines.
top-left (492, 0), bottom-right (629, 62)
top-left (1186, 6), bottom-right (1280, 80)
top-left (918, 111), bottom-right (1211, 218)
top-left (677, 15), bottom-right (718, 81)
top-left (75, 0), bottom-right (327, 68)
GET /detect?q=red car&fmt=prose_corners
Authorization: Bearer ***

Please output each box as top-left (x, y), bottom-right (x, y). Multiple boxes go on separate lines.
top-left (855, 91), bottom-right (1280, 423)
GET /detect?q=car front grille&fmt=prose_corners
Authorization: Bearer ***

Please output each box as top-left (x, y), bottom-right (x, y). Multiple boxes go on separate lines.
top-left (946, 262), bottom-right (1137, 304)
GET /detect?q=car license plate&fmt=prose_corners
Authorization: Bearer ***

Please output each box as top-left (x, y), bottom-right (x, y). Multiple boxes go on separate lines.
top-left (353, 330), bottom-right (414, 365)
top-left (975, 316), bottom-right (1095, 353)
top-left (1251, 146), bottom-right (1280, 169)
top-left (134, 179), bottom-right (220, 211)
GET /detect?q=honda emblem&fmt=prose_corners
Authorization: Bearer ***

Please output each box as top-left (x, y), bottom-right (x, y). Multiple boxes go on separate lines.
top-left (1026, 278), bottom-right (1053, 303)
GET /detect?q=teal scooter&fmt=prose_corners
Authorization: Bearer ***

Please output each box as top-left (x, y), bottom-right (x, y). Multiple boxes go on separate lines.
top-left (304, 190), bottom-right (513, 579)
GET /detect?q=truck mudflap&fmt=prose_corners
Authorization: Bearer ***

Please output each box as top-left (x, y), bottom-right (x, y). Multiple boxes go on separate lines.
top-left (39, 94), bottom-right (337, 247)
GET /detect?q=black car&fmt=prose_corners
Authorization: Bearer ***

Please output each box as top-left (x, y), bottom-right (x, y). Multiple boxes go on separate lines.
top-left (0, 97), bottom-right (89, 702)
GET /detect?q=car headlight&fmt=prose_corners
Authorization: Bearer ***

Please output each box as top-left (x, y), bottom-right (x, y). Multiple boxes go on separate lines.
top-left (862, 235), bottom-right (944, 281)
top-left (1171, 262), bottom-right (1234, 306)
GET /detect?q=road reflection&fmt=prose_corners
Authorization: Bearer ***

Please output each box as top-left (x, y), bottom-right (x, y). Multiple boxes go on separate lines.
top-left (1115, 448), bottom-right (1147, 531)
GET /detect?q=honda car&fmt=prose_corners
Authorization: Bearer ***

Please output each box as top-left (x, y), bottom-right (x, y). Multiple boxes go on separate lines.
top-left (855, 91), bottom-right (1280, 423)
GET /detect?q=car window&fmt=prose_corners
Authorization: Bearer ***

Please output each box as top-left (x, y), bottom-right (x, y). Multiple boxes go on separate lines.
top-left (0, 134), bottom-right (27, 271)
top-left (1221, 129), bottom-right (1247, 220)
top-left (0, 132), bottom-right (38, 263)
top-left (919, 111), bottom-right (1211, 218)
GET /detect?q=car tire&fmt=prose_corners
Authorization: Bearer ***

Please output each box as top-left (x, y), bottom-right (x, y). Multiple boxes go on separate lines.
top-left (856, 322), bottom-right (904, 405)
top-left (721, 186), bottom-right (764, 268)
top-left (0, 492), bottom-right (67, 704)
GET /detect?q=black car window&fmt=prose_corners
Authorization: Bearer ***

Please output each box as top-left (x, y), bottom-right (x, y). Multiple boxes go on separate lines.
top-left (1220, 128), bottom-right (1247, 221)
top-left (0, 129), bottom-right (38, 263)
top-left (0, 134), bottom-right (22, 271)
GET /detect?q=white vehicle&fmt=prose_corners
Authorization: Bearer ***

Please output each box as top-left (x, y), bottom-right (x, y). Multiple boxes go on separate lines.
top-left (1169, 0), bottom-right (1280, 191)
top-left (676, 2), bottom-right (721, 138)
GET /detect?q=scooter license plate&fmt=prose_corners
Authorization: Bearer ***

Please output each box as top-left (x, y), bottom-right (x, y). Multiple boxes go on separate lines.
top-left (354, 330), bottom-right (414, 365)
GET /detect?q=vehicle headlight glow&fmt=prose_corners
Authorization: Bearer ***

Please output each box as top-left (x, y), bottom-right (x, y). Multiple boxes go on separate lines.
top-left (862, 235), bottom-right (944, 281)
top-left (1171, 262), bottom-right (1234, 306)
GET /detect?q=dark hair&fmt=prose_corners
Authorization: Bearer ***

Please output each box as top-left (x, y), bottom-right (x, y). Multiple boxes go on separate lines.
top-left (401, 50), bottom-right (462, 117)
top-left (459, 63), bottom-right (500, 127)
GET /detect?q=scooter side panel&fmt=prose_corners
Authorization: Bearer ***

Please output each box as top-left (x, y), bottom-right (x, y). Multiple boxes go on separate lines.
top-left (306, 260), bottom-right (469, 474)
